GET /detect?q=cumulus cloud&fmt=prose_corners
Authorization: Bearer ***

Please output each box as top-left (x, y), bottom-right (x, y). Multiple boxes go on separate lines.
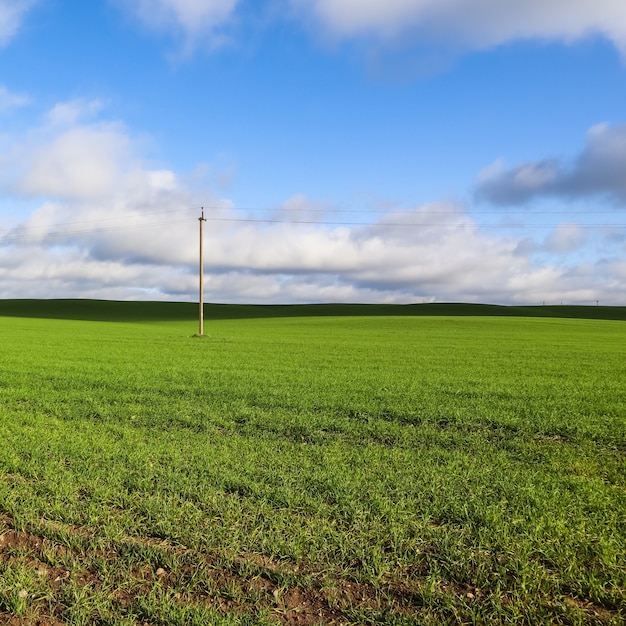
top-left (544, 223), bottom-right (587, 254)
top-left (0, 99), bottom-right (170, 202)
top-left (0, 85), bottom-right (29, 111)
top-left (0, 101), bottom-right (624, 306)
top-left (45, 99), bottom-right (104, 127)
top-left (290, 0), bottom-right (626, 54)
top-left (1, 195), bottom-right (623, 304)
top-left (111, 1), bottom-right (626, 65)
top-left (12, 125), bottom-right (133, 200)
top-left (514, 224), bottom-right (589, 257)
top-left (203, 197), bottom-right (624, 306)
top-left (0, 98), bottom-right (228, 299)
top-left (476, 123), bottom-right (626, 205)
top-left (0, 0), bottom-right (37, 47)
top-left (116, 0), bottom-right (240, 50)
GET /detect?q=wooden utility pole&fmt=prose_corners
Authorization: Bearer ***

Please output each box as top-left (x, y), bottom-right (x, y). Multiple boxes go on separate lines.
top-left (198, 207), bottom-right (206, 336)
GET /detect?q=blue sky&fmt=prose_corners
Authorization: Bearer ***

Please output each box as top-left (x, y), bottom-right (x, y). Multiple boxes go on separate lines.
top-left (1, 0), bottom-right (626, 304)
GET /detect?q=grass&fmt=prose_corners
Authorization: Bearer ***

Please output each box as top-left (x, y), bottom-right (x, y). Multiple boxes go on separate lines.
top-left (0, 300), bottom-right (624, 624)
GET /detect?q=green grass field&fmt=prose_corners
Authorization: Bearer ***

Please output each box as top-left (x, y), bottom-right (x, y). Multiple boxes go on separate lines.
top-left (0, 300), bottom-right (624, 625)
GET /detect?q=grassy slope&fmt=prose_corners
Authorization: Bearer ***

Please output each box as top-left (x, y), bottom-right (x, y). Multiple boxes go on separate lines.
top-left (1, 298), bottom-right (625, 322)
top-left (0, 301), bottom-right (624, 624)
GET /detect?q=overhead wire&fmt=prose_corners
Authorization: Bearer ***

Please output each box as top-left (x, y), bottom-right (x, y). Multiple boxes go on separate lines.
top-left (219, 205), bottom-right (626, 215)
top-left (3, 202), bottom-right (619, 232)
top-left (1, 205), bottom-right (625, 245)
top-left (0, 206), bottom-right (200, 232)
top-left (1, 218), bottom-right (192, 243)
top-left (200, 217), bottom-right (625, 228)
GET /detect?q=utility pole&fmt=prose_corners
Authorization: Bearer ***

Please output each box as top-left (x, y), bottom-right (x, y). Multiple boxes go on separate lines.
top-left (198, 207), bottom-right (206, 336)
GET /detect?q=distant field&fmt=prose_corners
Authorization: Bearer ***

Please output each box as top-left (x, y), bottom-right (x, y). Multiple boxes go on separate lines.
top-left (0, 300), bottom-right (624, 625)
top-left (2, 298), bottom-right (626, 322)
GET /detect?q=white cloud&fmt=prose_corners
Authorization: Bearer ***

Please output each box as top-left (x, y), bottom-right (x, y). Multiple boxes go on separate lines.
top-left (112, 1), bottom-right (626, 62)
top-left (0, 85), bottom-right (29, 111)
top-left (45, 99), bottom-right (104, 127)
top-left (0, 0), bottom-right (37, 47)
top-left (14, 125), bottom-right (133, 200)
top-left (2, 193), bottom-right (624, 304)
top-left (117, 0), bottom-right (239, 49)
top-left (0, 100), bottom-right (162, 202)
top-left (290, 0), bottom-right (433, 40)
top-left (290, 0), bottom-right (626, 54)
top-left (0, 103), bottom-right (624, 305)
top-left (544, 223), bottom-right (587, 253)
top-left (45, 199), bottom-right (626, 304)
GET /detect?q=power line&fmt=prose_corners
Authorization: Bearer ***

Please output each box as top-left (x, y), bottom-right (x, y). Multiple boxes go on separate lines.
top-left (201, 217), bottom-right (625, 229)
top-left (1, 203), bottom-right (624, 235)
top-left (0, 206), bottom-right (200, 234)
top-left (1, 218), bottom-right (623, 246)
top-left (221, 206), bottom-right (626, 215)
top-left (1, 218), bottom-right (192, 243)
top-left (1, 206), bottom-right (625, 245)
top-left (5, 202), bottom-right (619, 233)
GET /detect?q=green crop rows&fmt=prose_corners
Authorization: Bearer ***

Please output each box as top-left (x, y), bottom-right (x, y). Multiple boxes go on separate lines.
top-left (0, 301), bottom-right (624, 624)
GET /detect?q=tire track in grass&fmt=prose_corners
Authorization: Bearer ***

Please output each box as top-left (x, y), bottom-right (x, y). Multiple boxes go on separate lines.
top-left (0, 513), bottom-right (406, 625)
top-left (2, 512), bottom-right (621, 625)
